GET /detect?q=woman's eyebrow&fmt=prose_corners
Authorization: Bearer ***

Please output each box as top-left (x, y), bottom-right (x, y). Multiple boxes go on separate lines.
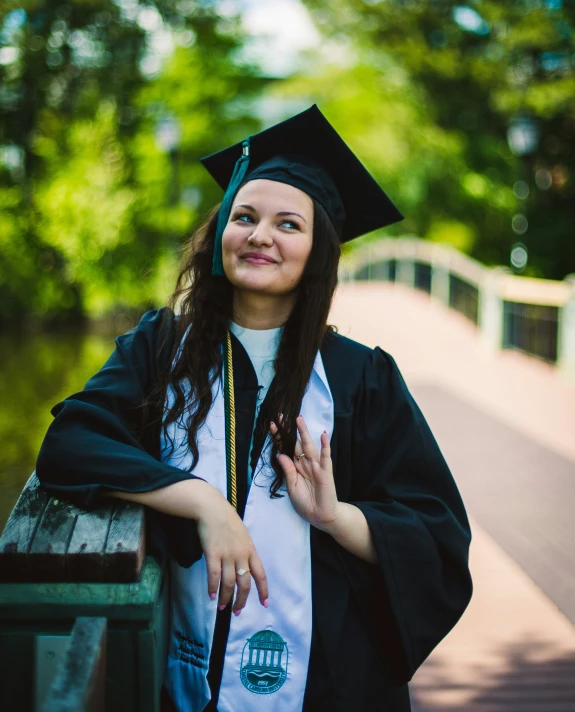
top-left (235, 204), bottom-right (307, 224)
top-left (277, 211), bottom-right (307, 223)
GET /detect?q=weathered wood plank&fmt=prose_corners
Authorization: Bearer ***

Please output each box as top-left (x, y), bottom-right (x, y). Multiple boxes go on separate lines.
top-left (0, 474), bottom-right (146, 583)
top-left (0, 472), bottom-right (49, 581)
top-left (41, 617), bottom-right (107, 712)
top-left (28, 498), bottom-right (78, 582)
top-left (103, 502), bottom-right (145, 582)
top-left (0, 556), bottom-right (163, 621)
top-left (66, 507), bottom-right (114, 582)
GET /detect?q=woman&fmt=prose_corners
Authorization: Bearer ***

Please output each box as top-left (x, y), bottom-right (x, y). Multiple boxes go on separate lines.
top-left (37, 105), bottom-right (472, 712)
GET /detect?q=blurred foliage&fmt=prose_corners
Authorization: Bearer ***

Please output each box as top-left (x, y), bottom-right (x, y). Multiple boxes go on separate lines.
top-left (0, 0), bottom-right (265, 325)
top-left (0, 327), bottom-right (117, 528)
top-left (296, 0), bottom-right (575, 278)
top-left (2, 0), bottom-right (575, 327)
top-left (3, 0), bottom-right (575, 522)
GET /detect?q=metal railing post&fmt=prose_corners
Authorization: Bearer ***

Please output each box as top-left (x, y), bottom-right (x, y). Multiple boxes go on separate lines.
top-left (381, 259), bottom-right (391, 282)
top-left (396, 239), bottom-right (416, 287)
top-left (341, 237), bottom-right (569, 365)
top-left (479, 267), bottom-right (506, 354)
top-left (430, 245), bottom-right (451, 308)
top-left (557, 274), bottom-right (575, 381)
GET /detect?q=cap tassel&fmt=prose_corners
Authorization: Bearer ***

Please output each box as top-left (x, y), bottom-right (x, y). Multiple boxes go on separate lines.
top-left (212, 138), bottom-right (251, 276)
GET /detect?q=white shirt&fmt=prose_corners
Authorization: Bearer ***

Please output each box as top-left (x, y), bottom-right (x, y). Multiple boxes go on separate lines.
top-left (229, 321), bottom-right (283, 482)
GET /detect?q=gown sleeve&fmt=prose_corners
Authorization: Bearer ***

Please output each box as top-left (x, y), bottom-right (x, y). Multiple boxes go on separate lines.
top-left (344, 346), bottom-right (473, 684)
top-left (35, 308), bottom-right (204, 567)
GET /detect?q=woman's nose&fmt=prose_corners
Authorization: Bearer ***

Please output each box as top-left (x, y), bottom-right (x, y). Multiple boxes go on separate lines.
top-left (248, 223), bottom-right (273, 246)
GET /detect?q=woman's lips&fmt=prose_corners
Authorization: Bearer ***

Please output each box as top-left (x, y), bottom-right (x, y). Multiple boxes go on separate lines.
top-left (243, 253), bottom-right (277, 265)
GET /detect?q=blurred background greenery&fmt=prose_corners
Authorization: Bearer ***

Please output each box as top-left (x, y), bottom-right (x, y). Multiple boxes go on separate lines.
top-left (1, 0), bottom-right (574, 327)
top-left (1, 0), bottom-right (575, 523)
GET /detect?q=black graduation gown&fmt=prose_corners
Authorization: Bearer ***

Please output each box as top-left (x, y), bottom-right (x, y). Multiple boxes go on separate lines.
top-left (36, 308), bottom-right (473, 712)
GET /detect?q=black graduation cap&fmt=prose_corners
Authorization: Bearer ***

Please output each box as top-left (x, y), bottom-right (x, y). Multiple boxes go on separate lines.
top-left (200, 104), bottom-right (404, 275)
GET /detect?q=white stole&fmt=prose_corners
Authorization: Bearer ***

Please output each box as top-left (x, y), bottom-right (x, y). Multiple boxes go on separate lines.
top-left (162, 349), bottom-right (334, 712)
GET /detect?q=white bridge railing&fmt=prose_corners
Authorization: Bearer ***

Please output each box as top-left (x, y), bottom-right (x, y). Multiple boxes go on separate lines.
top-left (340, 236), bottom-right (575, 380)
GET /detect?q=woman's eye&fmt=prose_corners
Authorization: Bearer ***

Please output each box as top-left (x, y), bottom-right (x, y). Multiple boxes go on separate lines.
top-left (280, 220), bottom-right (300, 230)
top-left (235, 213), bottom-right (253, 223)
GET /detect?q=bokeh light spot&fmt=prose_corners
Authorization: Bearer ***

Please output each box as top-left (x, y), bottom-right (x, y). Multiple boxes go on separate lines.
top-left (510, 242), bottom-right (528, 270)
top-left (512, 213), bottom-right (528, 235)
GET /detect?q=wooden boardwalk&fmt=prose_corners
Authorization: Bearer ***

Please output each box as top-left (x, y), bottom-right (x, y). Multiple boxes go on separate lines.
top-left (330, 282), bottom-right (575, 712)
top-left (413, 384), bottom-right (575, 625)
top-left (409, 523), bottom-right (575, 712)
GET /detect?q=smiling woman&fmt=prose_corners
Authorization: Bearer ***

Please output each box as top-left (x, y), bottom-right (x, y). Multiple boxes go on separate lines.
top-left (35, 105), bottom-right (472, 712)
top-left (223, 179), bottom-right (314, 326)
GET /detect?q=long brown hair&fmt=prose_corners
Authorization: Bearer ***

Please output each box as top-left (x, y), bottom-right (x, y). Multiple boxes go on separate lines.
top-left (144, 196), bottom-right (341, 497)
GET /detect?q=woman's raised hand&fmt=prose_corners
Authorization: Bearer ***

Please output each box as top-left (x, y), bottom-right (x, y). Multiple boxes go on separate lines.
top-left (195, 486), bottom-right (268, 616)
top-left (271, 415), bottom-right (340, 531)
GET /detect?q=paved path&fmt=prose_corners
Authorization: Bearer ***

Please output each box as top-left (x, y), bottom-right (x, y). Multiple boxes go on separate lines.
top-left (331, 282), bottom-right (575, 462)
top-left (409, 522), bottom-right (575, 712)
top-left (413, 384), bottom-right (575, 625)
top-left (330, 281), bottom-right (575, 712)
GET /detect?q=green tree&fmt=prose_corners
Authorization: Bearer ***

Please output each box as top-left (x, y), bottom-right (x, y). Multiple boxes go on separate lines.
top-left (300, 0), bottom-right (575, 278)
top-left (0, 0), bottom-right (264, 323)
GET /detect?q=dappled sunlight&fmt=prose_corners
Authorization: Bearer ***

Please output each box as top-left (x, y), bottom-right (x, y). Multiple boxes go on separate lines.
top-left (412, 640), bottom-right (575, 711)
top-left (410, 522), bottom-right (575, 710)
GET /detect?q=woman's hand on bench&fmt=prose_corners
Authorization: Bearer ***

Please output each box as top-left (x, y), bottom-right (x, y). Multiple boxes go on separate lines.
top-left (108, 480), bottom-right (269, 614)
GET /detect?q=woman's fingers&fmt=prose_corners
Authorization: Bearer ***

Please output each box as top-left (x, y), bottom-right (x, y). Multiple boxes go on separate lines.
top-left (198, 495), bottom-right (269, 612)
top-left (296, 417), bottom-right (315, 458)
top-left (206, 554), bottom-right (221, 601)
top-left (249, 552), bottom-right (269, 608)
top-left (319, 430), bottom-right (332, 474)
top-left (296, 415), bottom-right (319, 460)
top-left (278, 452), bottom-right (300, 490)
top-left (207, 551), bottom-right (268, 613)
top-left (271, 416), bottom-right (325, 470)
top-left (232, 565), bottom-right (252, 615)
top-left (218, 560), bottom-right (237, 609)
top-left (207, 555), bottom-right (268, 614)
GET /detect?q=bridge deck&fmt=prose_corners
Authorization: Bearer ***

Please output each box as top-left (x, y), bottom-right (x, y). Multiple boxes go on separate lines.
top-left (330, 282), bottom-right (575, 712)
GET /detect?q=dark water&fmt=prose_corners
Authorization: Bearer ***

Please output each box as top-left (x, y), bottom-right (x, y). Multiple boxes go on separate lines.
top-left (0, 326), bottom-right (123, 531)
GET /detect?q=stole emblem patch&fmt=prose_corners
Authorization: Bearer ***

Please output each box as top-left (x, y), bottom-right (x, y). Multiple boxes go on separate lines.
top-left (240, 629), bottom-right (288, 695)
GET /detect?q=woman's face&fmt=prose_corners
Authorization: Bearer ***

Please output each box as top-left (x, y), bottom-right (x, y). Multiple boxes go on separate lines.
top-left (222, 179), bottom-right (314, 297)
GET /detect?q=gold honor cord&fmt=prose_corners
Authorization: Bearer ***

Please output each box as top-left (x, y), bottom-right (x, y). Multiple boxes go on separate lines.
top-left (224, 330), bottom-right (238, 511)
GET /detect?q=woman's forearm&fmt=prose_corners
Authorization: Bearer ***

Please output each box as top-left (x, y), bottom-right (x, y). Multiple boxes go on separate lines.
top-left (111, 484), bottom-right (378, 563)
top-left (108, 478), bottom-right (223, 520)
top-left (317, 502), bottom-right (379, 564)
top-left (110, 477), bottom-right (270, 610)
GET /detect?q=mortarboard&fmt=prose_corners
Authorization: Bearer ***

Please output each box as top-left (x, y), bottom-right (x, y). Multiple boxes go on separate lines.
top-left (200, 104), bottom-right (404, 275)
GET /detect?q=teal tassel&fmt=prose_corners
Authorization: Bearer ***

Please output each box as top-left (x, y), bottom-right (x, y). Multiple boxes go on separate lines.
top-left (212, 138), bottom-right (251, 276)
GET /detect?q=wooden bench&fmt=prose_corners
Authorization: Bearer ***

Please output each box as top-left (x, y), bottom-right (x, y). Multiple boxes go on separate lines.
top-left (0, 473), bottom-right (145, 583)
top-left (41, 617), bottom-right (107, 712)
top-left (0, 475), bottom-right (168, 712)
